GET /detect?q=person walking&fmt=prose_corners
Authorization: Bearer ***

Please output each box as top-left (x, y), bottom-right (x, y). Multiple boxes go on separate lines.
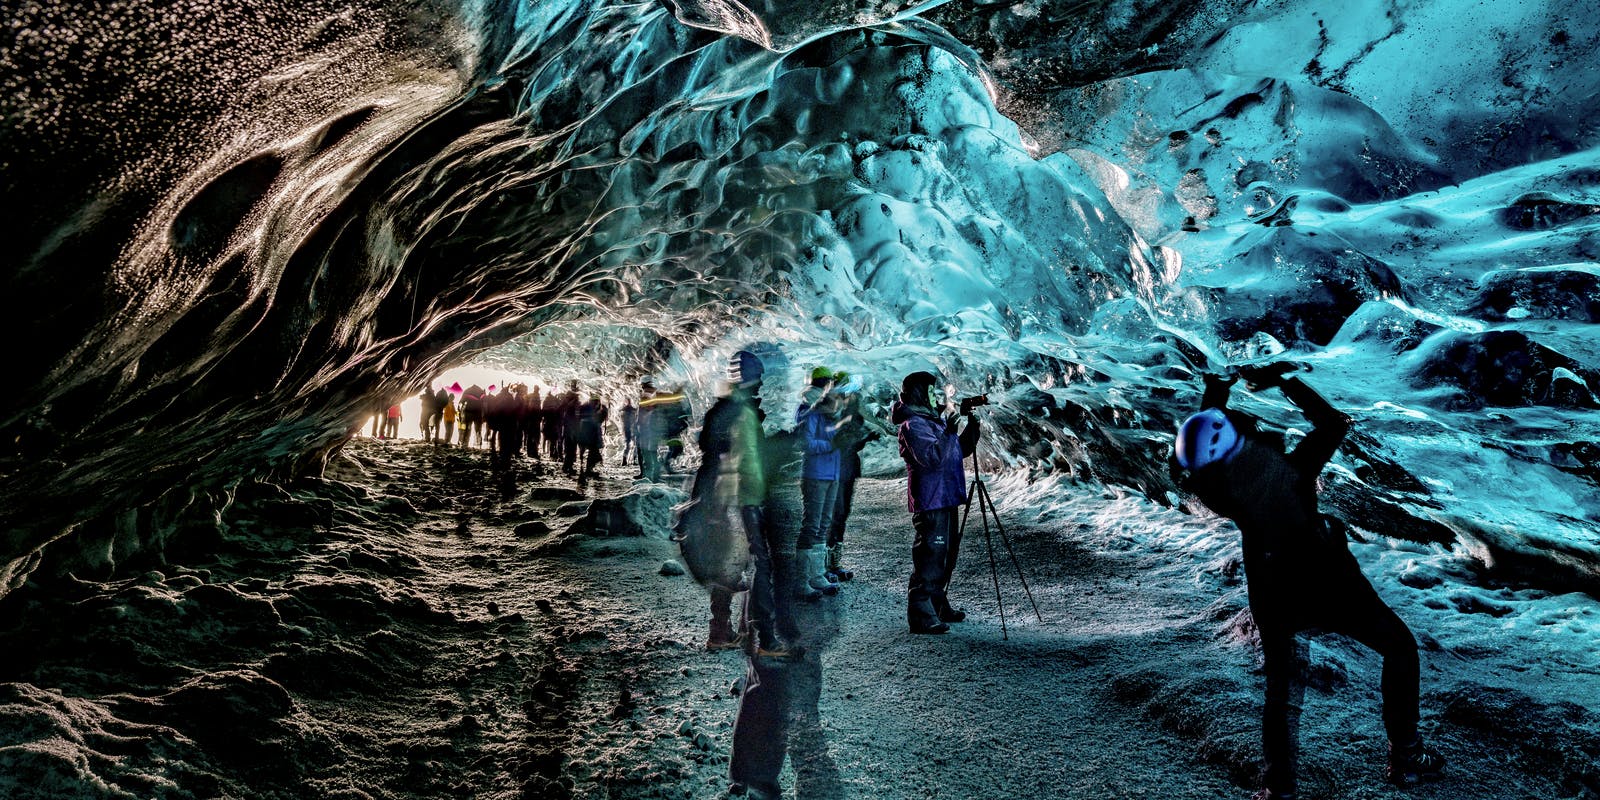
top-left (458, 384), bottom-right (486, 447)
top-left (619, 401), bottom-right (637, 465)
top-left (523, 385), bottom-right (544, 463)
top-left (553, 380), bottom-right (577, 476)
top-left (636, 380), bottom-right (663, 481)
top-left (486, 384), bottom-right (522, 474)
top-left (539, 386), bottom-right (559, 462)
top-left (418, 388), bottom-right (439, 441)
top-left (891, 370), bottom-right (978, 634)
top-left (382, 403), bottom-right (401, 439)
top-left (824, 371), bottom-right (892, 583)
top-left (1175, 364), bottom-right (1445, 800)
top-left (440, 389), bottom-right (457, 446)
top-left (660, 390), bottom-right (692, 473)
top-left (576, 393), bottom-right (606, 483)
top-left (678, 351), bottom-right (796, 656)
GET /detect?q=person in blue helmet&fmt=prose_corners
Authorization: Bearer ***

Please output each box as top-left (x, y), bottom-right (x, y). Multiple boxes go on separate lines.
top-left (1175, 363), bottom-right (1445, 800)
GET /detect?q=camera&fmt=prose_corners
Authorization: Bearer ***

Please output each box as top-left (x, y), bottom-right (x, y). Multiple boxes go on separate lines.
top-left (958, 394), bottom-right (989, 414)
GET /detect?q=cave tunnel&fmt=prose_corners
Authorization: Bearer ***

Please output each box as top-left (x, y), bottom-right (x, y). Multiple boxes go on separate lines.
top-left (2, 0), bottom-right (1598, 796)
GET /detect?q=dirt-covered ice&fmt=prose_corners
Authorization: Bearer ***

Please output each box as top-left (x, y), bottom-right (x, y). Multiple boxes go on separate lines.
top-left (1, 438), bottom-right (1595, 799)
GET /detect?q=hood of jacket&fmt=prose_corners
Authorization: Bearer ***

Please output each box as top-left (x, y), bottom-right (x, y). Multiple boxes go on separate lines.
top-left (890, 399), bottom-right (939, 425)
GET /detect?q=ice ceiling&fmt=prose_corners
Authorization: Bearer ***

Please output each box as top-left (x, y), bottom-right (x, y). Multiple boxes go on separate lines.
top-left (2, 0), bottom-right (1597, 597)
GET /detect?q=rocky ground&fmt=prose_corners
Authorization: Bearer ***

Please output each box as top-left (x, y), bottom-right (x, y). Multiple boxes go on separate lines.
top-left (0, 437), bottom-right (1596, 799)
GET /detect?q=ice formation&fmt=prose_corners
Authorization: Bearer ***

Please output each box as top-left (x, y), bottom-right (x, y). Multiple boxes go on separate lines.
top-left (3, 0), bottom-right (1600, 795)
top-left (4, 0), bottom-right (1595, 599)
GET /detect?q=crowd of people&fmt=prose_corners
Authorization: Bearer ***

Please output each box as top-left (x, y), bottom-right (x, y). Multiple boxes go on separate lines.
top-left (362, 377), bottom-right (693, 489)
top-left (358, 352), bottom-right (1446, 800)
top-left (671, 353), bottom-right (1445, 800)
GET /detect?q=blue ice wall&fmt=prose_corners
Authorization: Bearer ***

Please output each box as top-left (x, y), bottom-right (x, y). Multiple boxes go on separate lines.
top-left (1, 0), bottom-right (1595, 596)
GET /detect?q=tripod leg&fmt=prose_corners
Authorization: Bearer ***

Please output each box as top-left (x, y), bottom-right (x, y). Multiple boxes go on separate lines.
top-left (964, 478), bottom-right (1008, 640)
top-left (976, 480), bottom-right (1008, 639)
top-left (978, 481), bottom-right (1044, 623)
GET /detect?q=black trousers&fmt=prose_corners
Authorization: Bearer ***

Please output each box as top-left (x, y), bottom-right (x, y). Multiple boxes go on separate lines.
top-left (738, 506), bottom-right (784, 649)
top-left (832, 476), bottom-right (857, 547)
top-left (492, 427), bottom-right (521, 472)
top-left (730, 655), bottom-right (788, 797)
top-left (907, 507), bottom-right (963, 627)
top-left (1258, 580), bottom-right (1420, 794)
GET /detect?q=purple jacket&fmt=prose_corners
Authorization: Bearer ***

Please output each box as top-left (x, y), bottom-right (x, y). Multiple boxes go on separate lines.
top-left (892, 400), bottom-right (976, 513)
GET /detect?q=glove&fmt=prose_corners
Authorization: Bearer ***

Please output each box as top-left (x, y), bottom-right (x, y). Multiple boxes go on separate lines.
top-left (944, 415), bottom-right (960, 435)
top-left (1235, 361), bottom-right (1302, 390)
top-left (865, 431), bottom-right (882, 443)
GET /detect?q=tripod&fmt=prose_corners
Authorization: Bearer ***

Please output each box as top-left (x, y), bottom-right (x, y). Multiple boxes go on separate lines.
top-left (958, 433), bottom-right (1043, 640)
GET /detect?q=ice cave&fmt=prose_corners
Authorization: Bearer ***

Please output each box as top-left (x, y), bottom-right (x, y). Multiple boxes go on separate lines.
top-left (2, 0), bottom-right (1597, 797)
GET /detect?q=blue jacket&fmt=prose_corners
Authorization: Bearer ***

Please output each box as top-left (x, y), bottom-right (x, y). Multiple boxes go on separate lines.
top-left (797, 405), bottom-right (842, 480)
top-left (892, 400), bottom-right (976, 513)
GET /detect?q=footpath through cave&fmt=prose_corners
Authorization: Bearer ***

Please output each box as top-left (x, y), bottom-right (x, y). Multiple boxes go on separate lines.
top-left (4, 434), bottom-right (1595, 799)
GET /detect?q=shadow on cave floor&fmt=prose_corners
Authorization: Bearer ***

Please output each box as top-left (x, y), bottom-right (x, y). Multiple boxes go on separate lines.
top-left (0, 438), bottom-right (1595, 799)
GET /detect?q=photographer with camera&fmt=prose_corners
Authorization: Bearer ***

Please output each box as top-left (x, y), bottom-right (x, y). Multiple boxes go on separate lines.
top-left (891, 371), bottom-right (982, 634)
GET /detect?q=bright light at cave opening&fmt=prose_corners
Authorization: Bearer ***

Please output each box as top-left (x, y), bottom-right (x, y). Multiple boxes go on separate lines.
top-left (366, 365), bottom-right (545, 439)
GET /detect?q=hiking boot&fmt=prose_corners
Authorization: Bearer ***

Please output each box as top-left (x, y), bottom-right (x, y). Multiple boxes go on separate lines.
top-left (802, 547), bottom-right (840, 596)
top-left (825, 543), bottom-right (854, 582)
top-left (706, 636), bottom-right (742, 651)
top-left (707, 619), bottom-right (740, 651)
top-left (793, 552), bottom-right (823, 601)
top-left (755, 644), bottom-right (802, 663)
top-left (1387, 738), bottom-right (1445, 785)
top-left (937, 605), bottom-right (967, 623)
top-left (1249, 790), bottom-right (1294, 800)
top-left (909, 620), bottom-right (950, 635)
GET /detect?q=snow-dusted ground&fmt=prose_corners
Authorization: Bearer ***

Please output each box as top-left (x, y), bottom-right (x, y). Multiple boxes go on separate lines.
top-left (1, 439), bottom-right (1595, 798)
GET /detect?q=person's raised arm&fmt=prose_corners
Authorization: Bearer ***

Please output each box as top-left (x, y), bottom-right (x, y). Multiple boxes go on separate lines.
top-left (1201, 371), bottom-right (1237, 410)
top-left (1280, 377), bottom-right (1351, 473)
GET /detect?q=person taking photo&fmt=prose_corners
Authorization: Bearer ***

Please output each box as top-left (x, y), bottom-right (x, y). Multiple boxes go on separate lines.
top-left (891, 370), bottom-right (980, 635)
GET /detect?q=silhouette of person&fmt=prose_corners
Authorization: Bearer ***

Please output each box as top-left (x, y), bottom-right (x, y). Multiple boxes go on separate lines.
top-left (619, 401), bottom-right (637, 465)
top-left (563, 380), bottom-right (588, 473)
top-left (825, 372), bottom-right (893, 582)
top-left (1175, 364), bottom-right (1445, 800)
top-left (458, 384), bottom-right (487, 447)
top-left (486, 384), bottom-right (522, 475)
top-left (523, 385), bottom-right (544, 463)
top-left (680, 351), bottom-right (796, 656)
top-left (382, 403), bottom-right (401, 439)
top-left (729, 496), bottom-right (843, 800)
top-left (418, 387), bottom-right (440, 441)
top-left (575, 393), bottom-right (606, 483)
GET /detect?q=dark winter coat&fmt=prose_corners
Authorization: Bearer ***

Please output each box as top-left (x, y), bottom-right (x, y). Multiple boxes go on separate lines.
top-left (484, 391), bottom-right (515, 431)
top-left (892, 398), bottom-right (977, 513)
top-left (458, 385), bottom-right (486, 423)
top-left (1181, 377), bottom-right (1360, 629)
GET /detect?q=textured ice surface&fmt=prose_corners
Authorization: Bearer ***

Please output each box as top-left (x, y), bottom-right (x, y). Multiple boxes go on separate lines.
top-left (1, 0), bottom-right (1597, 635)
